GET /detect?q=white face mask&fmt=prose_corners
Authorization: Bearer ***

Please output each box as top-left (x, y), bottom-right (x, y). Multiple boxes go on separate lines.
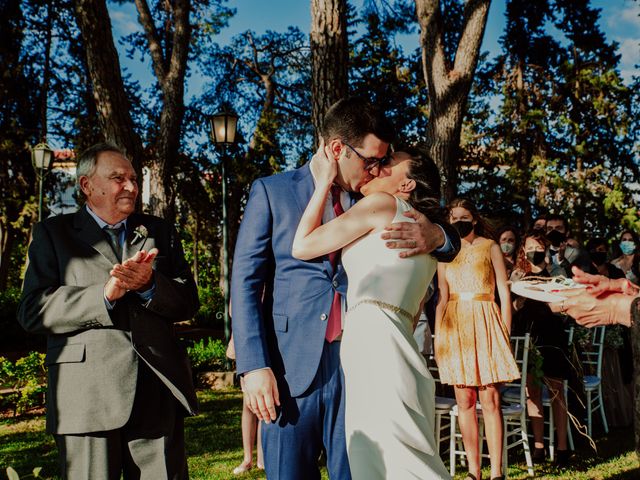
top-left (564, 246), bottom-right (578, 264)
top-left (500, 242), bottom-right (515, 255)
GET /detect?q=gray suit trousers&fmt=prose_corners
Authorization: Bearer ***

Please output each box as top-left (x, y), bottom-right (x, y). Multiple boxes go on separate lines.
top-left (54, 361), bottom-right (188, 480)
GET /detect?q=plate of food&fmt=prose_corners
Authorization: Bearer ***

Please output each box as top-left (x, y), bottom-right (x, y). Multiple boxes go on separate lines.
top-left (510, 276), bottom-right (586, 303)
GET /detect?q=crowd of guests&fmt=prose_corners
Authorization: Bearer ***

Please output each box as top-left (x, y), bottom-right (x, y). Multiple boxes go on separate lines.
top-left (429, 205), bottom-right (636, 476)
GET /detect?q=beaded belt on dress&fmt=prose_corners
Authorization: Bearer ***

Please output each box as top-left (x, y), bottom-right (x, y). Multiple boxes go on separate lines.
top-left (449, 292), bottom-right (493, 302)
top-left (347, 298), bottom-right (413, 320)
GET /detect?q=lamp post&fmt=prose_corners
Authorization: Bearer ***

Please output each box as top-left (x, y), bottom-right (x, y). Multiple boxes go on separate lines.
top-left (31, 142), bottom-right (54, 221)
top-left (209, 110), bottom-right (238, 347)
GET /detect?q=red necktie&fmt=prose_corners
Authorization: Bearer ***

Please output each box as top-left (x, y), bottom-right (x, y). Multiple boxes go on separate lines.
top-left (326, 185), bottom-right (345, 342)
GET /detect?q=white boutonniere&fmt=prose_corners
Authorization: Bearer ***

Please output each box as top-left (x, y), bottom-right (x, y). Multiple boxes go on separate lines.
top-left (132, 225), bottom-right (148, 244)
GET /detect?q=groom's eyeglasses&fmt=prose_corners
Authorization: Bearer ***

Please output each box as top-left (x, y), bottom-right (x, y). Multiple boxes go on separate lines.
top-left (343, 142), bottom-right (392, 171)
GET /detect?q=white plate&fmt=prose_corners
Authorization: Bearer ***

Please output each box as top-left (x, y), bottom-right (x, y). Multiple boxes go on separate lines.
top-left (511, 279), bottom-right (586, 303)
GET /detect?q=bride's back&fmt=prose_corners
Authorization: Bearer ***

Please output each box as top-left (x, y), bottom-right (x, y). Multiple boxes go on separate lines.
top-left (342, 197), bottom-right (437, 318)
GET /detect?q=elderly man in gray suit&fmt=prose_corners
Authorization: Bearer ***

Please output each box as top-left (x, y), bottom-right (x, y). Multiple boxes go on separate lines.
top-left (18, 143), bottom-right (199, 480)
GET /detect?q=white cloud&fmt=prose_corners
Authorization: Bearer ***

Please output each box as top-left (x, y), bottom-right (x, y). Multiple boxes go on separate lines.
top-left (620, 5), bottom-right (640, 28)
top-left (606, 5), bottom-right (640, 29)
top-left (109, 9), bottom-right (141, 37)
top-left (617, 37), bottom-right (640, 83)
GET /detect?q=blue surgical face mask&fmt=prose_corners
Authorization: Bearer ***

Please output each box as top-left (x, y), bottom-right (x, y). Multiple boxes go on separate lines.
top-left (500, 242), bottom-right (515, 255)
top-left (620, 240), bottom-right (636, 256)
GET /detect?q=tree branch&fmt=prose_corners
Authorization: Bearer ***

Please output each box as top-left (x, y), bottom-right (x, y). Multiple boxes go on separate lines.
top-left (415, 0), bottom-right (448, 96)
top-left (134, 0), bottom-right (167, 84)
top-left (166, 0), bottom-right (191, 87)
top-left (453, 0), bottom-right (491, 76)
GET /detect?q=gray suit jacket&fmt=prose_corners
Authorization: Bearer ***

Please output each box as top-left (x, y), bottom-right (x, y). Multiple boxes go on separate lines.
top-left (18, 209), bottom-right (199, 434)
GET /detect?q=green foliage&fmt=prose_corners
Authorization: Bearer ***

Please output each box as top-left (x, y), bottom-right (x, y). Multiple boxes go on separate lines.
top-left (181, 236), bottom-right (225, 328)
top-left (0, 287), bottom-right (29, 351)
top-left (195, 285), bottom-right (225, 329)
top-left (0, 352), bottom-right (46, 415)
top-left (187, 338), bottom-right (228, 371)
top-left (460, 0), bottom-right (638, 236)
top-left (350, 2), bottom-right (427, 146)
top-left (604, 325), bottom-right (625, 350)
top-left (527, 343), bottom-right (545, 387)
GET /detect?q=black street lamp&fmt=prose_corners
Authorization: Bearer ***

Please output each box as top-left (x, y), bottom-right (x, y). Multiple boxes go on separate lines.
top-left (31, 142), bottom-right (54, 221)
top-left (209, 110), bottom-right (238, 347)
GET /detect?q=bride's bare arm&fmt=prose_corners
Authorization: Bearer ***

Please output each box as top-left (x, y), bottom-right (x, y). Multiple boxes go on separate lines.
top-left (292, 192), bottom-right (396, 260)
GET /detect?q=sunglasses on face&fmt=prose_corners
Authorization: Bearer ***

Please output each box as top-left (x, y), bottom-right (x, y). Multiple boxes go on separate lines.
top-left (343, 142), bottom-right (392, 171)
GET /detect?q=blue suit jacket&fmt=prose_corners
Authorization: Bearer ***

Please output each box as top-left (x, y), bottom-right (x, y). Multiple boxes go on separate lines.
top-left (231, 163), bottom-right (344, 397)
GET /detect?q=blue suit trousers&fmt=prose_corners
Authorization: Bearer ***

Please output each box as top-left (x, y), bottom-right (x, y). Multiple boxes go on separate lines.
top-left (262, 341), bottom-right (351, 480)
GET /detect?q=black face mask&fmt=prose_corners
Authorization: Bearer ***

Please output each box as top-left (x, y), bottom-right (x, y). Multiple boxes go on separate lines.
top-left (526, 251), bottom-right (546, 265)
top-left (452, 220), bottom-right (474, 238)
top-left (546, 229), bottom-right (566, 247)
top-left (590, 251), bottom-right (608, 266)
top-left (532, 226), bottom-right (545, 235)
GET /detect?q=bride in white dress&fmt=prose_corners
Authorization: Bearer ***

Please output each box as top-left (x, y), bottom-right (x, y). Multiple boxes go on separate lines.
top-left (292, 147), bottom-right (450, 479)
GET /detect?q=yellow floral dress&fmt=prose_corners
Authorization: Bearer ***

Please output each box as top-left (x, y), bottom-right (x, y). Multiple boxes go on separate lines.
top-left (435, 238), bottom-right (520, 387)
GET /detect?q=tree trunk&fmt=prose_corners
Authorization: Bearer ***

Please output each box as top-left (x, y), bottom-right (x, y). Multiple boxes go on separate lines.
top-left (73, 0), bottom-right (145, 184)
top-left (416, 0), bottom-right (491, 201)
top-left (310, 0), bottom-right (349, 145)
top-left (134, 0), bottom-right (191, 223)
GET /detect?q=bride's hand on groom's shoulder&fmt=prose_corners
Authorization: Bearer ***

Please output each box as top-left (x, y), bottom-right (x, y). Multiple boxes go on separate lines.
top-left (312, 138), bottom-right (337, 187)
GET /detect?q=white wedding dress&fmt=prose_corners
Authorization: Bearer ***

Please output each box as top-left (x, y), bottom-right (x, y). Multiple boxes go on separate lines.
top-left (340, 197), bottom-right (450, 479)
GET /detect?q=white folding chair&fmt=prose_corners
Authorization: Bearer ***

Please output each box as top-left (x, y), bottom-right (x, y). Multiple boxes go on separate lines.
top-left (449, 334), bottom-right (534, 477)
top-left (425, 334), bottom-right (456, 455)
top-left (580, 325), bottom-right (608, 437)
top-left (504, 327), bottom-right (575, 461)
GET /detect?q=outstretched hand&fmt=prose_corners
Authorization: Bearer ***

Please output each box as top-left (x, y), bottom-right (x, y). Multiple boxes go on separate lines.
top-left (549, 290), bottom-right (635, 328)
top-left (571, 266), bottom-right (639, 296)
top-left (548, 265), bottom-right (639, 328)
top-left (381, 209), bottom-right (445, 258)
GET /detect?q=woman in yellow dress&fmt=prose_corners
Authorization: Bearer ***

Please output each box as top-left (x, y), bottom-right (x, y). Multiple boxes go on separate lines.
top-left (434, 198), bottom-right (519, 480)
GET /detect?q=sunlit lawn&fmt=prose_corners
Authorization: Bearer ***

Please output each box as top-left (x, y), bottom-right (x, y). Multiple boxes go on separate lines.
top-left (1, 388), bottom-right (638, 479)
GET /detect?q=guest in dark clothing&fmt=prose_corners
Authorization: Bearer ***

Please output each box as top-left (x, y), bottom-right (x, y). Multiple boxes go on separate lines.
top-left (585, 237), bottom-right (633, 427)
top-left (586, 237), bottom-right (625, 280)
top-left (511, 232), bottom-right (571, 466)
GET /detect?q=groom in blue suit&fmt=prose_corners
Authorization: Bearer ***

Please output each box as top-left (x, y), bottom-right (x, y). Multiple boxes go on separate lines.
top-left (231, 97), bottom-right (460, 479)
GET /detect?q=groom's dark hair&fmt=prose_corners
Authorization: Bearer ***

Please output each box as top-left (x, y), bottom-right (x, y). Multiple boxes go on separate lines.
top-left (321, 97), bottom-right (396, 147)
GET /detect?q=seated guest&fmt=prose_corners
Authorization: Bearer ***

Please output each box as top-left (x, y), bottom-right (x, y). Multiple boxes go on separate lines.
top-left (511, 232), bottom-right (572, 467)
top-left (586, 237), bottom-right (625, 279)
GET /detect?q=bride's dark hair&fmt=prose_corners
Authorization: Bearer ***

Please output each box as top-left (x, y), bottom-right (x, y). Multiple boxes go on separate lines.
top-left (402, 147), bottom-right (448, 226)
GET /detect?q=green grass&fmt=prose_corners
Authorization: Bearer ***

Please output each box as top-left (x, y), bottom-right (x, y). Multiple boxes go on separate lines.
top-left (1, 388), bottom-right (639, 479)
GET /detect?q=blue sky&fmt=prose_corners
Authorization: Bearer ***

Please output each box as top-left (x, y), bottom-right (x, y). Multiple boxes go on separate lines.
top-left (109, 0), bottom-right (639, 99)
